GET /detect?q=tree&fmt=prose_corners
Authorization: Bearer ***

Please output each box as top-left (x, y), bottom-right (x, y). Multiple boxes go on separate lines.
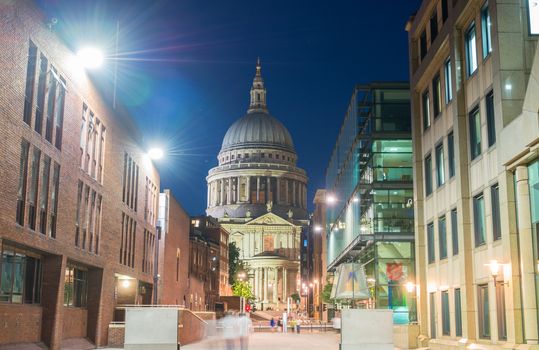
top-left (321, 281), bottom-right (333, 304)
top-left (232, 280), bottom-right (254, 300)
top-left (290, 293), bottom-right (300, 304)
top-left (228, 242), bottom-right (241, 284)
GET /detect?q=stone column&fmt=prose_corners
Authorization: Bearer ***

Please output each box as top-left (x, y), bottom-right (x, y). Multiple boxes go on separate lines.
top-left (254, 268), bottom-right (259, 300)
top-left (276, 177), bottom-right (280, 204)
top-left (207, 183), bottom-right (210, 207)
top-left (283, 268), bottom-right (288, 301)
top-left (220, 179), bottom-right (224, 205)
top-left (237, 177), bottom-right (241, 203)
top-left (285, 179), bottom-right (289, 205)
top-left (263, 268), bottom-right (268, 302)
top-left (273, 267), bottom-right (279, 303)
top-left (246, 176), bottom-right (251, 203)
top-left (256, 177), bottom-right (260, 203)
top-left (227, 178), bottom-right (232, 204)
top-left (515, 166), bottom-right (539, 343)
top-left (292, 181), bottom-right (297, 206)
top-left (267, 177), bottom-right (271, 203)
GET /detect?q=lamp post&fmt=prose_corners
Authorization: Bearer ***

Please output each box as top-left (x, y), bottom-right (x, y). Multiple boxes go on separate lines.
top-left (153, 225), bottom-right (162, 304)
top-left (405, 282), bottom-right (417, 323)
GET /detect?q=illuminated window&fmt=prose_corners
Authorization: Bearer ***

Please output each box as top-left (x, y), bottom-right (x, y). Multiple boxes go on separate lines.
top-left (465, 22), bottom-right (478, 76)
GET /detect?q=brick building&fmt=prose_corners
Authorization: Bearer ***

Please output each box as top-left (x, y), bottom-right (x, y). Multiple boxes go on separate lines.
top-left (157, 189), bottom-right (190, 306)
top-left (188, 216), bottom-right (230, 310)
top-left (0, 1), bottom-right (161, 348)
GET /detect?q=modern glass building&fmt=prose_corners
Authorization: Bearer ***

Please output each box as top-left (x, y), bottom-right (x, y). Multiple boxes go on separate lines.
top-left (325, 83), bottom-right (415, 323)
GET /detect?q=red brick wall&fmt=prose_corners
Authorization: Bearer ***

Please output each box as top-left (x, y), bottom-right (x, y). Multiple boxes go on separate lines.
top-left (0, 304), bottom-right (42, 344)
top-left (159, 190), bottom-right (190, 305)
top-left (0, 1), bottom-right (160, 348)
top-left (62, 307), bottom-right (88, 339)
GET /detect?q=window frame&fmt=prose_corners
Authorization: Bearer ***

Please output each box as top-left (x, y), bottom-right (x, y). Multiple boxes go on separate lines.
top-left (422, 90), bottom-right (431, 130)
top-left (451, 209), bottom-right (459, 255)
top-left (491, 184), bottom-right (501, 241)
top-left (441, 290), bottom-right (450, 335)
top-left (469, 107), bottom-right (482, 160)
top-left (432, 74), bottom-right (442, 117)
top-left (473, 193), bottom-right (487, 247)
top-left (444, 57), bottom-right (453, 103)
top-left (425, 153), bottom-right (433, 196)
top-left (448, 131), bottom-right (455, 178)
top-left (465, 21), bottom-right (478, 77)
top-left (435, 142), bottom-right (446, 187)
top-left (427, 222), bottom-right (435, 264)
top-left (485, 90), bottom-right (496, 147)
top-left (478, 284), bottom-right (491, 339)
top-left (481, 2), bottom-right (493, 58)
top-left (455, 288), bottom-right (462, 336)
top-left (439, 215), bottom-right (448, 260)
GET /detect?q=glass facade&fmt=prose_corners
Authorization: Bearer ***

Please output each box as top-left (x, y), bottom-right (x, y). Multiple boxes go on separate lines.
top-left (326, 84), bottom-right (414, 324)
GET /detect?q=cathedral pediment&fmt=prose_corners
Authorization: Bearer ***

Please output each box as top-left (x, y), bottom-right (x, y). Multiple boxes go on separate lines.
top-left (244, 212), bottom-right (295, 227)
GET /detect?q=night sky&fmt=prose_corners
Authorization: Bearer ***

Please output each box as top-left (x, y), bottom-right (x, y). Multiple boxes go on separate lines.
top-left (39, 0), bottom-right (422, 215)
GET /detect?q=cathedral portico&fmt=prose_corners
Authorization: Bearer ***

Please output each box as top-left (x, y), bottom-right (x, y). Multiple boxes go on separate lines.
top-left (206, 60), bottom-right (308, 310)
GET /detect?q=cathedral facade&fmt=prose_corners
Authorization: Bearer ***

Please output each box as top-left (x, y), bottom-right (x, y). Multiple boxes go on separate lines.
top-left (206, 60), bottom-right (308, 308)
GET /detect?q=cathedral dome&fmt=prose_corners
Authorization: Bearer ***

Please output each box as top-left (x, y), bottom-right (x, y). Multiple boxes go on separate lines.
top-left (221, 111), bottom-right (295, 152)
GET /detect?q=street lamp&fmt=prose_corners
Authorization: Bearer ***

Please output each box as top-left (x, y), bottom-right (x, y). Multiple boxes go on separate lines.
top-left (313, 225), bottom-right (322, 233)
top-left (485, 260), bottom-right (501, 282)
top-left (326, 194), bottom-right (337, 204)
top-left (405, 282), bottom-right (417, 323)
top-left (76, 47), bottom-right (104, 69)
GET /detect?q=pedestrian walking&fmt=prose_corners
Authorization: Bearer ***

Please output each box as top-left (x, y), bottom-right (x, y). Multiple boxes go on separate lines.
top-left (270, 317), bottom-right (276, 332)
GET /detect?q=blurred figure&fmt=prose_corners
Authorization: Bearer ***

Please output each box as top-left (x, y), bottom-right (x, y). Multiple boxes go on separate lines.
top-left (222, 312), bottom-right (239, 350)
top-left (277, 317), bottom-right (282, 332)
top-left (238, 314), bottom-right (252, 350)
top-left (290, 318), bottom-right (296, 333)
top-left (270, 317), bottom-right (276, 332)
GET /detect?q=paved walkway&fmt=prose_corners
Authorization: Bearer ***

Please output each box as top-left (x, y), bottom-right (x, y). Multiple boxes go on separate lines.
top-left (181, 332), bottom-right (340, 350)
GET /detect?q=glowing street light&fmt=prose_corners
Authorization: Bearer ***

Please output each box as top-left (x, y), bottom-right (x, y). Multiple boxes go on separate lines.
top-left (405, 282), bottom-right (416, 293)
top-left (148, 147), bottom-right (164, 160)
top-left (313, 225), bottom-right (322, 233)
top-left (326, 194), bottom-right (337, 204)
top-left (76, 47), bottom-right (104, 69)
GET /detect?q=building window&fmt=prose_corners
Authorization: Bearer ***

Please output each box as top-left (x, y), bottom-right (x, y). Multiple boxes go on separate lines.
top-left (44, 68), bottom-right (58, 143)
top-left (448, 132), bottom-right (455, 178)
top-left (432, 74), bottom-right (442, 117)
top-left (466, 22), bottom-right (478, 76)
top-left (529, 0), bottom-right (539, 34)
top-left (491, 184), bottom-right (501, 240)
top-left (49, 163), bottom-right (60, 238)
top-left (451, 209), bottom-right (459, 255)
top-left (54, 77), bottom-right (66, 150)
top-left (122, 153), bottom-right (139, 211)
top-left (64, 265), bottom-right (87, 308)
top-left (455, 288), bottom-right (462, 336)
top-left (442, 290), bottom-right (450, 335)
top-left (496, 282), bottom-right (507, 340)
top-left (435, 143), bottom-right (445, 187)
top-left (427, 222), bottom-right (435, 263)
top-left (16, 140), bottom-right (30, 226)
top-left (75, 181), bottom-right (83, 247)
top-left (422, 90), bottom-right (431, 129)
top-left (429, 292), bottom-right (437, 338)
top-left (39, 156), bottom-right (51, 235)
top-left (430, 11), bottom-right (438, 43)
top-left (425, 154), bottom-right (433, 196)
top-left (444, 58), bottom-right (453, 103)
top-left (441, 0), bottom-right (449, 22)
top-left (439, 216), bottom-right (447, 260)
top-left (121, 213), bottom-right (137, 268)
top-left (469, 108), bottom-right (482, 160)
top-left (23, 41), bottom-right (38, 126)
top-left (28, 148), bottom-right (41, 230)
top-left (0, 245), bottom-right (42, 304)
top-left (478, 284), bottom-right (490, 339)
top-left (34, 55), bottom-right (48, 134)
top-left (473, 193), bottom-right (486, 246)
top-left (481, 3), bottom-right (493, 58)
top-left (486, 90), bottom-right (496, 146)
top-left (420, 30), bottom-right (427, 60)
